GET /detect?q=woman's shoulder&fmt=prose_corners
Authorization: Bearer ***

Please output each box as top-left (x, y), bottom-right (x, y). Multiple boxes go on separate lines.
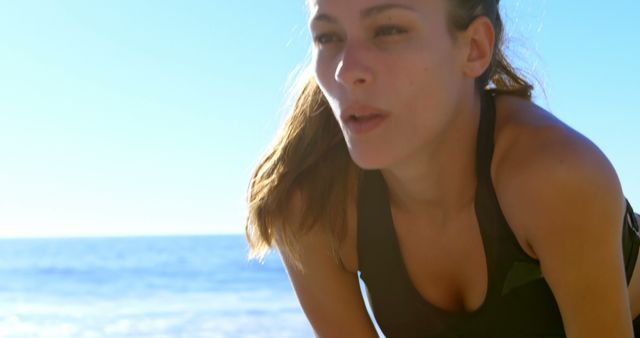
top-left (492, 94), bottom-right (620, 192)
top-left (493, 94), bottom-right (591, 167)
top-left (492, 94), bottom-right (625, 258)
top-left (283, 174), bottom-right (361, 274)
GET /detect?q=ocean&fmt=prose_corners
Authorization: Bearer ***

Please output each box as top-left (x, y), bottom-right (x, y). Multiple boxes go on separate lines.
top-left (0, 235), bottom-right (315, 338)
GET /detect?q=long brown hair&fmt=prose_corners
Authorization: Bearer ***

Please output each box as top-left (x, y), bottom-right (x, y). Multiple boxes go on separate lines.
top-left (246, 0), bottom-right (533, 269)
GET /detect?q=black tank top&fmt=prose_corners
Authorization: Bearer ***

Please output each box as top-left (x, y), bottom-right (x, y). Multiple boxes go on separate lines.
top-left (356, 91), bottom-right (640, 337)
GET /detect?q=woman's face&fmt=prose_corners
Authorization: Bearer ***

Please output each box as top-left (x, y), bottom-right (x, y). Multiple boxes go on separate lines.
top-left (308, 0), bottom-right (470, 169)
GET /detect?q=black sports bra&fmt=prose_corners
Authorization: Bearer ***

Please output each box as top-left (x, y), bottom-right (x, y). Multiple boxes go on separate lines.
top-left (356, 91), bottom-right (640, 337)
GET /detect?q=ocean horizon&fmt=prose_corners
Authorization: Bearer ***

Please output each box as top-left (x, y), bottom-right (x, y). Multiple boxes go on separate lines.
top-left (0, 234), bottom-right (315, 337)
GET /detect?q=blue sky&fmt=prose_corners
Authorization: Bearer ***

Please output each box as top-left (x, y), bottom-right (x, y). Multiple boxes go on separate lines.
top-left (0, 1), bottom-right (638, 237)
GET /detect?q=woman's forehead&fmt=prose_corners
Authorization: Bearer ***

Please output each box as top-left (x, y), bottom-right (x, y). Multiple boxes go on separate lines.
top-left (306, 0), bottom-right (451, 31)
top-left (307, 0), bottom-right (441, 16)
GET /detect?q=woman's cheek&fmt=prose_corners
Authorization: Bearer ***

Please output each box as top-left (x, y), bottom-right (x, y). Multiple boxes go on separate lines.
top-left (315, 59), bottom-right (338, 96)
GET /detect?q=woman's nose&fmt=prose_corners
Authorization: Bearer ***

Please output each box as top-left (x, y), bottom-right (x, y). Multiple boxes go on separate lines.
top-left (334, 43), bottom-right (374, 89)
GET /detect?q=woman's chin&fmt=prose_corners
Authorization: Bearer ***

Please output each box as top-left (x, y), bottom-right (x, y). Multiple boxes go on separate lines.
top-left (348, 149), bottom-right (390, 170)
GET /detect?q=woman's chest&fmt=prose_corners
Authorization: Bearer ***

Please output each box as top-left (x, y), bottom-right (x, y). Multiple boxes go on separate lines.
top-left (339, 201), bottom-right (538, 312)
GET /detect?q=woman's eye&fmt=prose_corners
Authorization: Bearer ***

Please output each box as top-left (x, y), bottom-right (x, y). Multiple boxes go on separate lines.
top-left (374, 25), bottom-right (407, 38)
top-left (313, 33), bottom-right (341, 46)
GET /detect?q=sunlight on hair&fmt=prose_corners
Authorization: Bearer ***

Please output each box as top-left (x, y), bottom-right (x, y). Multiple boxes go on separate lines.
top-left (501, 0), bottom-right (549, 107)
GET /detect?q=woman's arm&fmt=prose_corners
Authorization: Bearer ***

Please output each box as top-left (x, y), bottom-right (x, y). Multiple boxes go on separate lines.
top-left (278, 192), bottom-right (379, 338)
top-left (496, 129), bottom-right (634, 338)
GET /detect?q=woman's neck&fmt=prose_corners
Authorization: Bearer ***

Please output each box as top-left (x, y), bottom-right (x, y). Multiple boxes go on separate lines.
top-left (381, 92), bottom-right (482, 226)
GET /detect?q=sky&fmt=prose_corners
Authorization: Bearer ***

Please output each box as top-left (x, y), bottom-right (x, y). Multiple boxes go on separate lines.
top-left (0, 1), bottom-right (638, 238)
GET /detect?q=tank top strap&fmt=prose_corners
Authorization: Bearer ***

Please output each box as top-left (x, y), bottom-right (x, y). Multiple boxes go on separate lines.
top-left (357, 169), bottom-right (403, 279)
top-left (473, 90), bottom-right (543, 306)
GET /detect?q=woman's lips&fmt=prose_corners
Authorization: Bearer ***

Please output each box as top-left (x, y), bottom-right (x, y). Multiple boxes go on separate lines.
top-left (343, 114), bottom-right (388, 135)
top-left (340, 104), bottom-right (390, 135)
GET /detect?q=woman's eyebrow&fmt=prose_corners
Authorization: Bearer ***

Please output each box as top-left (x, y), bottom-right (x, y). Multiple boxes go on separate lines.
top-left (310, 3), bottom-right (418, 24)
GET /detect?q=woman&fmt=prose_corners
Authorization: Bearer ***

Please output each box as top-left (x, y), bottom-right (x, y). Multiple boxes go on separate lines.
top-left (246, 0), bottom-right (640, 337)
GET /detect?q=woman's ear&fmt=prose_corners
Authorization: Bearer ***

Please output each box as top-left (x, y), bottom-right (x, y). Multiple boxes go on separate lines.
top-left (459, 16), bottom-right (495, 78)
